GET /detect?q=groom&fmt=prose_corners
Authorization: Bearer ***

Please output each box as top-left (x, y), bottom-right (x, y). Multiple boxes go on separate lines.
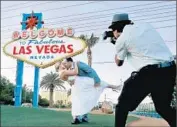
top-left (61, 57), bottom-right (101, 124)
top-left (62, 57), bottom-right (101, 88)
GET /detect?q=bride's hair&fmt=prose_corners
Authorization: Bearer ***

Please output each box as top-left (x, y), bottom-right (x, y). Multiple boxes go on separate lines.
top-left (55, 61), bottom-right (68, 81)
top-left (55, 60), bottom-right (66, 72)
top-left (55, 62), bottom-right (61, 72)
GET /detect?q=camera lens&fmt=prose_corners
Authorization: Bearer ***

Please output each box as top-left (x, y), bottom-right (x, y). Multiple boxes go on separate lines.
top-left (103, 31), bottom-right (114, 40)
top-left (106, 31), bottom-right (114, 38)
top-left (103, 31), bottom-right (107, 40)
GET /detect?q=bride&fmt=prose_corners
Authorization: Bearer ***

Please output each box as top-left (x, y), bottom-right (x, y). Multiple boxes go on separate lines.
top-left (55, 60), bottom-right (118, 124)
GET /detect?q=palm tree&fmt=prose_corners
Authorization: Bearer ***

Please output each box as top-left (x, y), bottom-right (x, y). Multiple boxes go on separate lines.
top-left (40, 71), bottom-right (65, 107)
top-left (78, 33), bottom-right (99, 67)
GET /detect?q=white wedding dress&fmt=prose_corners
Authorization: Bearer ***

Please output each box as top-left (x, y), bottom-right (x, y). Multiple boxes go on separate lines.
top-left (59, 70), bottom-right (108, 116)
top-left (71, 76), bottom-right (108, 116)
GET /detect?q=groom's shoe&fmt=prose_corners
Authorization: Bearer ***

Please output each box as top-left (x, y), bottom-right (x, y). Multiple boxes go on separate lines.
top-left (82, 117), bottom-right (89, 123)
top-left (82, 115), bottom-right (89, 123)
top-left (71, 118), bottom-right (81, 124)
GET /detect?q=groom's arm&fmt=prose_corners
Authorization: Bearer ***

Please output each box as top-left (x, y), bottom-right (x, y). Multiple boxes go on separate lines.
top-left (77, 62), bottom-right (101, 84)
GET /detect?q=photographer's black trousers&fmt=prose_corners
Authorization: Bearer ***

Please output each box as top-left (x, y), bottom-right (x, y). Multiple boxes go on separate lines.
top-left (115, 62), bottom-right (176, 127)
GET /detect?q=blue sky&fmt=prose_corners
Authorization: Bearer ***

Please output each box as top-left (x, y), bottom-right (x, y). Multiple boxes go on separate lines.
top-left (1, 1), bottom-right (176, 103)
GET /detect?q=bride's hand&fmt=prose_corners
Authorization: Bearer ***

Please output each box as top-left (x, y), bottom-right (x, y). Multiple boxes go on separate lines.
top-left (60, 75), bottom-right (68, 81)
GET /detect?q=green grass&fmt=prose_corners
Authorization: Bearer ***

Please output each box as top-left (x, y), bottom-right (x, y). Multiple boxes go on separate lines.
top-left (1, 105), bottom-right (138, 127)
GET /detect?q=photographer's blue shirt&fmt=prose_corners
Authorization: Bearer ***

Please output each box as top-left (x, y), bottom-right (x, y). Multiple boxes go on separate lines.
top-left (115, 22), bottom-right (174, 70)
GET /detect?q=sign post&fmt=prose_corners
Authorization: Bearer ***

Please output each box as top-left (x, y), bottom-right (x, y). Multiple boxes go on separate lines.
top-left (31, 13), bottom-right (42, 107)
top-left (33, 66), bottom-right (39, 107)
top-left (14, 13), bottom-right (27, 106)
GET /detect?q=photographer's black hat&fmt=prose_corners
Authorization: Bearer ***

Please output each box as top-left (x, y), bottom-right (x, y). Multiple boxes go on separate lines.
top-left (108, 13), bottom-right (131, 29)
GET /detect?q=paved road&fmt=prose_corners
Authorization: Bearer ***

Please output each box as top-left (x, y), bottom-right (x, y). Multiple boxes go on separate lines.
top-left (127, 115), bottom-right (169, 127)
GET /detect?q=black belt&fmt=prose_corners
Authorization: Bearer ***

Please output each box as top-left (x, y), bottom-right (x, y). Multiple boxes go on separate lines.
top-left (143, 61), bottom-right (176, 70)
top-left (131, 61), bottom-right (176, 77)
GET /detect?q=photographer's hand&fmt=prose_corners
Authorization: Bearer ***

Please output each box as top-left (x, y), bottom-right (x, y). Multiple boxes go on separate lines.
top-left (115, 54), bottom-right (124, 66)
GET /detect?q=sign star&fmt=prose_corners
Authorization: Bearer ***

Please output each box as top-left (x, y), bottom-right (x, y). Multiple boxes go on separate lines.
top-left (21, 11), bottom-right (44, 30)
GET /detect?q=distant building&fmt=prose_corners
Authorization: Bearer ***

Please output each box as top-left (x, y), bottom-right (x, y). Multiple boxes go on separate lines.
top-left (135, 102), bottom-right (155, 112)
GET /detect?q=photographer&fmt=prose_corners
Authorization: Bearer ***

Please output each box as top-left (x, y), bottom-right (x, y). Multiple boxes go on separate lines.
top-left (105, 13), bottom-right (176, 127)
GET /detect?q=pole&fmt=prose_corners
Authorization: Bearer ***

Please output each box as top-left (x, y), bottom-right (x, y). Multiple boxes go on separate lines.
top-left (32, 13), bottom-right (42, 107)
top-left (14, 14), bottom-right (26, 106)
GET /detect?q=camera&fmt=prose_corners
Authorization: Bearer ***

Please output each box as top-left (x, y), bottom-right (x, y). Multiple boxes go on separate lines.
top-left (103, 31), bottom-right (116, 45)
top-left (103, 31), bottom-right (113, 40)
